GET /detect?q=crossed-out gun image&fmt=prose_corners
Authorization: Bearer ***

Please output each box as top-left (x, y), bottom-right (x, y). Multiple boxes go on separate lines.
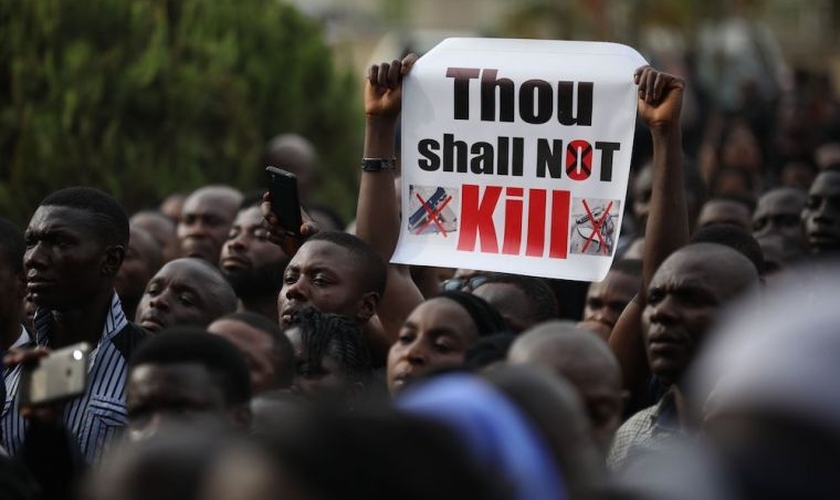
top-left (408, 187), bottom-right (458, 234)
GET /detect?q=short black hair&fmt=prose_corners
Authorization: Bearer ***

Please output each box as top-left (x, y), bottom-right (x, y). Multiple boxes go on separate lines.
top-left (480, 273), bottom-right (558, 323)
top-left (129, 328), bottom-right (252, 406)
top-left (611, 258), bottom-right (642, 277)
top-left (39, 187), bottom-right (129, 247)
top-left (463, 332), bottom-right (517, 371)
top-left (218, 312), bottom-right (294, 387)
top-left (287, 308), bottom-right (372, 384)
top-left (0, 218), bottom-right (24, 275)
top-left (690, 224), bottom-right (765, 276)
top-left (306, 231), bottom-right (387, 298)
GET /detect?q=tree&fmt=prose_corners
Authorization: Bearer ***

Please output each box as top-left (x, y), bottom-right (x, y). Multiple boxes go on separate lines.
top-left (0, 0), bottom-right (361, 224)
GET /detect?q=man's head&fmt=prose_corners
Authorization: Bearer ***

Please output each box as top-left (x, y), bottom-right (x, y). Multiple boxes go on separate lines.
top-left (642, 243), bottom-right (759, 386)
top-left (278, 231), bottom-right (386, 328)
top-left (116, 227), bottom-right (163, 318)
top-left (282, 308), bottom-right (372, 399)
top-left (802, 168), bottom-right (840, 255)
top-left (508, 321), bottom-right (625, 454)
top-left (208, 312), bottom-right (294, 394)
top-left (177, 186), bottom-right (242, 263)
top-left (0, 217), bottom-right (26, 343)
top-left (263, 134), bottom-right (318, 200)
top-left (219, 196), bottom-right (288, 303)
top-left (135, 258), bottom-right (237, 333)
top-left (691, 224), bottom-right (765, 277)
top-left (24, 187), bottom-right (128, 311)
top-left (126, 328), bottom-right (252, 441)
top-left (130, 210), bottom-right (178, 263)
top-left (631, 163), bottom-right (654, 234)
top-left (752, 187), bottom-right (807, 242)
top-left (582, 259), bottom-right (641, 340)
top-left (471, 273), bottom-right (557, 332)
top-left (697, 196), bottom-right (754, 232)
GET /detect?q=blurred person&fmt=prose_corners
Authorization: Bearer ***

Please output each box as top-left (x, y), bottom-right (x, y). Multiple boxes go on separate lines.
top-left (756, 234), bottom-right (805, 284)
top-left (0, 454), bottom-right (38, 500)
top-left (159, 193), bottom-right (186, 224)
top-left (3, 187), bottom-right (150, 464)
top-left (752, 187), bottom-right (806, 243)
top-left (177, 186), bottom-right (242, 264)
top-left (801, 167), bottom-right (840, 255)
top-left (263, 134), bottom-right (318, 202)
top-left (397, 372), bottom-right (567, 500)
top-left (471, 273), bottom-right (558, 332)
top-left (229, 407), bottom-right (509, 500)
top-left (220, 195), bottom-right (289, 321)
top-left (116, 227), bottom-right (163, 320)
top-left (283, 308), bottom-right (372, 401)
top-left (126, 328), bottom-right (251, 442)
top-left (82, 426), bottom-right (235, 500)
top-left (130, 210), bottom-right (179, 263)
top-left (135, 258), bottom-right (236, 333)
top-left (778, 159), bottom-right (817, 191)
top-left (508, 321), bottom-right (626, 456)
top-left (708, 167), bottom-right (756, 199)
top-left (608, 244), bottom-right (759, 471)
top-left (208, 312), bottom-right (294, 394)
top-left (580, 259), bottom-right (641, 341)
top-left (696, 195), bottom-right (754, 232)
top-left (387, 291), bottom-right (506, 395)
top-left (690, 224), bottom-right (765, 278)
top-left (0, 217), bottom-right (27, 351)
top-left (692, 266), bottom-right (840, 499)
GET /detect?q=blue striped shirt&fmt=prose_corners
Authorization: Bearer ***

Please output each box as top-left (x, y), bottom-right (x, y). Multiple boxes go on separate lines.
top-left (1, 292), bottom-right (131, 464)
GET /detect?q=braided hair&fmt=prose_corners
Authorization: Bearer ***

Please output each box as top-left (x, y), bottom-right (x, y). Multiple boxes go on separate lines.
top-left (289, 308), bottom-right (373, 384)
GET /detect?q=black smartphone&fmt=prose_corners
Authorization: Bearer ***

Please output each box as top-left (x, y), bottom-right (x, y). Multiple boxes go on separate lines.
top-left (19, 343), bottom-right (91, 407)
top-left (265, 166), bottom-right (303, 237)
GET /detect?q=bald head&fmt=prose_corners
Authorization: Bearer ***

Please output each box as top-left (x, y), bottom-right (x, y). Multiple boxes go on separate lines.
top-left (177, 186), bottom-right (242, 264)
top-left (131, 210), bottom-right (178, 263)
top-left (508, 321), bottom-right (624, 454)
top-left (264, 134), bottom-right (317, 199)
top-left (642, 243), bottom-right (759, 385)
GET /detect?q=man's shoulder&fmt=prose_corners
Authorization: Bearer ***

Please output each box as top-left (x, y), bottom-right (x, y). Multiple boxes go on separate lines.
top-left (110, 322), bottom-right (151, 360)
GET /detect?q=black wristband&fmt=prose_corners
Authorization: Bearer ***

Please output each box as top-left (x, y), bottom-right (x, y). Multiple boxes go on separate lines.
top-left (361, 157), bottom-right (397, 172)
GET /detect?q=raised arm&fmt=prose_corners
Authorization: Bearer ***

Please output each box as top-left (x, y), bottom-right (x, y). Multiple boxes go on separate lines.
top-left (355, 55), bottom-right (425, 341)
top-left (610, 67), bottom-right (688, 391)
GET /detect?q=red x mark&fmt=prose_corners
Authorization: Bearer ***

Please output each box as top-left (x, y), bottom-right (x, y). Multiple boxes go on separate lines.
top-left (580, 200), bottom-right (614, 255)
top-left (415, 193), bottom-right (453, 237)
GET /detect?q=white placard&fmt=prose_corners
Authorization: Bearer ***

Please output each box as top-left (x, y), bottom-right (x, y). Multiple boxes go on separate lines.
top-left (393, 38), bottom-right (647, 282)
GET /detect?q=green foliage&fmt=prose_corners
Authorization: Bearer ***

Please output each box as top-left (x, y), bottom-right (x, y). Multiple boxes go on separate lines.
top-left (0, 0), bottom-right (361, 224)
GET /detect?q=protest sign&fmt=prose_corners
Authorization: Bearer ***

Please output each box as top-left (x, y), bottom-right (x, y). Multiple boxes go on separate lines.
top-left (392, 38), bottom-right (647, 282)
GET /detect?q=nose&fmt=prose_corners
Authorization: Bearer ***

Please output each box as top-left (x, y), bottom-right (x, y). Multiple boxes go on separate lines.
top-left (648, 295), bottom-right (679, 325)
top-left (403, 340), bottom-right (429, 366)
top-left (23, 242), bottom-right (48, 271)
top-left (283, 278), bottom-right (307, 302)
top-left (148, 289), bottom-right (171, 311)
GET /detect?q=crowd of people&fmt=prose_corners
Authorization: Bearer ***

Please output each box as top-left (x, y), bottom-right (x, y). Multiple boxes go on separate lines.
top-left (0, 48), bottom-right (839, 500)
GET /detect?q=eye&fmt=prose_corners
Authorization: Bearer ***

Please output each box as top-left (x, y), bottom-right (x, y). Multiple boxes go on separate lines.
top-left (178, 293), bottom-right (197, 306)
top-left (146, 283), bottom-right (160, 296)
top-left (311, 275), bottom-right (330, 287)
top-left (227, 227), bottom-right (240, 240)
top-left (397, 330), bottom-right (416, 344)
top-left (805, 196), bottom-right (821, 210)
top-left (253, 228), bottom-right (269, 241)
top-left (283, 273), bottom-right (299, 285)
top-left (647, 289), bottom-right (664, 305)
top-left (433, 342), bottom-right (454, 354)
top-left (587, 298), bottom-right (604, 309)
top-left (753, 218), bottom-right (766, 231)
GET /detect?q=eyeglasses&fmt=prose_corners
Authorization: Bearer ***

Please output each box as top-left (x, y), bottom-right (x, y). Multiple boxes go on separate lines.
top-left (441, 275), bottom-right (490, 292)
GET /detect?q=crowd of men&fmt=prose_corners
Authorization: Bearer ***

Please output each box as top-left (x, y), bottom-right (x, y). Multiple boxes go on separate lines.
top-left (0, 51), bottom-right (839, 500)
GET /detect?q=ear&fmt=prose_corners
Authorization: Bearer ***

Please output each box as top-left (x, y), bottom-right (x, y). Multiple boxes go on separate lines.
top-left (101, 244), bottom-right (126, 276)
top-left (354, 291), bottom-right (380, 324)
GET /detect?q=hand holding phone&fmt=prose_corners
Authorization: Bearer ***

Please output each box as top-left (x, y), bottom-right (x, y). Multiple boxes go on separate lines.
top-left (18, 343), bottom-right (91, 408)
top-left (265, 166), bottom-right (303, 237)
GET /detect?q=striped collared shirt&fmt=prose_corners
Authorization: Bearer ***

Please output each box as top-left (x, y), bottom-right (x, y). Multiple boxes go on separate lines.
top-left (1, 292), bottom-right (131, 463)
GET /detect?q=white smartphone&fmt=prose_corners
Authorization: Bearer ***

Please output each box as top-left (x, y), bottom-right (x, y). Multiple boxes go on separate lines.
top-left (19, 343), bottom-right (91, 407)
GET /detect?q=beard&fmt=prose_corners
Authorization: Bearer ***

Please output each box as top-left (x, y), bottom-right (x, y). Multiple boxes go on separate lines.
top-left (224, 260), bottom-right (287, 301)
